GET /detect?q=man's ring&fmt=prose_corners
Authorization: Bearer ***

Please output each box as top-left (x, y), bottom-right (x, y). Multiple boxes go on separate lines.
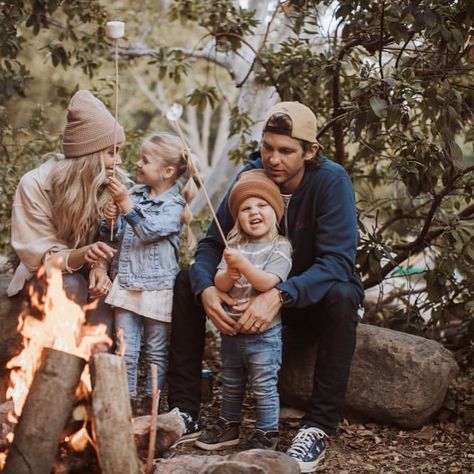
top-left (102, 286), bottom-right (109, 291)
top-left (254, 322), bottom-right (261, 328)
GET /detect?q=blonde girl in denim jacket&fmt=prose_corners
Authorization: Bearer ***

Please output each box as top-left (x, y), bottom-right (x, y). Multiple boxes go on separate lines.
top-left (101, 132), bottom-right (197, 410)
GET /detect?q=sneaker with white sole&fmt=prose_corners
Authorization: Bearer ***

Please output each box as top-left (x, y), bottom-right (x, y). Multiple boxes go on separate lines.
top-left (285, 426), bottom-right (327, 473)
top-left (195, 417), bottom-right (240, 451)
top-left (169, 407), bottom-right (202, 446)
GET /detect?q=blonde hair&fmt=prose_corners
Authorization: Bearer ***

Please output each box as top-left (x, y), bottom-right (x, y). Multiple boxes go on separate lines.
top-left (226, 205), bottom-right (280, 247)
top-left (144, 132), bottom-right (199, 246)
top-left (49, 152), bottom-right (125, 248)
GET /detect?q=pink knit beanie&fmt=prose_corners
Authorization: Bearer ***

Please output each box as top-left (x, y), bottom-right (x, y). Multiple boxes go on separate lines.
top-left (62, 90), bottom-right (125, 158)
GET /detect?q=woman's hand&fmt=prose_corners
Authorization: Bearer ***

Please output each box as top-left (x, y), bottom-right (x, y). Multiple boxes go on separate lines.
top-left (107, 177), bottom-right (132, 213)
top-left (89, 265), bottom-right (112, 298)
top-left (84, 242), bottom-right (116, 264)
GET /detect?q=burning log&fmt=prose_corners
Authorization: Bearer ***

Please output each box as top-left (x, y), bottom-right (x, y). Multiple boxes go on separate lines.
top-left (90, 352), bottom-right (140, 474)
top-left (4, 348), bottom-right (85, 474)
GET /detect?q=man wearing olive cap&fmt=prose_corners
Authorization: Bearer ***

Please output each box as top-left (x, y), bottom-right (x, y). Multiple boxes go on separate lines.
top-left (167, 101), bottom-right (364, 472)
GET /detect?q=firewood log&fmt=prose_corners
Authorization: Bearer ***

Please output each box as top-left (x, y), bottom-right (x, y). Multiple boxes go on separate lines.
top-left (4, 348), bottom-right (85, 474)
top-left (90, 353), bottom-right (140, 474)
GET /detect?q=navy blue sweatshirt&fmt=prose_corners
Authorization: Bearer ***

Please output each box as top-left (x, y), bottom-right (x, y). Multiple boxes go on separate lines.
top-left (189, 152), bottom-right (364, 308)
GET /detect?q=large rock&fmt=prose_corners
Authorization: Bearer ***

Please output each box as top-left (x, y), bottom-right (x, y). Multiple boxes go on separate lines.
top-left (279, 323), bottom-right (459, 429)
top-left (153, 450), bottom-right (299, 474)
top-left (0, 275), bottom-right (23, 402)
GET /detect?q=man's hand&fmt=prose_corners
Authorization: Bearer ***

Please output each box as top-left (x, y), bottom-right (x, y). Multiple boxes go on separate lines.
top-left (234, 288), bottom-right (282, 333)
top-left (89, 265), bottom-right (112, 298)
top-left (201, 286), bottom-right (238, 336)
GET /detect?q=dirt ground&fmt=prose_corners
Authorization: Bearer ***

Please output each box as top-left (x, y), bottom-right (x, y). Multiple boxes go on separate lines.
top-left (162, 329), bottom-right (474, 473)
top-left (19, 328), bottom-right (474, 473)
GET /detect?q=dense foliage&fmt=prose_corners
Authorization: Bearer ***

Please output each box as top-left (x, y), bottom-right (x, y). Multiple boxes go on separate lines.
top-left (169, 0), bottom-right (474, 343)
top-left (1, 1), bottom-right (473, 349)
top-left (0, 0), bottom-right (111, 253)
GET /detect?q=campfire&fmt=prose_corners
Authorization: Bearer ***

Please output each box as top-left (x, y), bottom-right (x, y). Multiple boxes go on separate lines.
top-left (1, 266), bottom-right (141, 474)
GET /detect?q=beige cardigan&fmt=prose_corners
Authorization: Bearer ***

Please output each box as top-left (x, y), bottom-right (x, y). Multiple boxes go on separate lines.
top-left (8, 154), bottom-right (80, 296)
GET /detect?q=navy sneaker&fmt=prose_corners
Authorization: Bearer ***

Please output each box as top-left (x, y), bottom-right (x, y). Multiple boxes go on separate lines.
top-left (285, 426), bottom-right (327, 473)
top-left (169, 407), bottom-right (202, 446)
top-left (195, 417), bottom-right (240, 451)
top-left (248, 429), bottom-right (279, 450)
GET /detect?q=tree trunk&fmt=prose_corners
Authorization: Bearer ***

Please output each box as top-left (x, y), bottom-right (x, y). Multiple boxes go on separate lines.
top-left (90, 352), bottom-right (141, 474)
top-left (4, 348), bottom-right (85, 474)
top-left (191, 0), bottom-right (295, 215)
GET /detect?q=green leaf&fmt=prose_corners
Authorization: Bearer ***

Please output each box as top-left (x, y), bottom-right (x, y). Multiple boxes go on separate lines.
top-left (450, 142), bottom-right (463, 161)
top-left (335, 4), bottom-right (353, 19)
top-left (451, 28), bottom-right (465, 47)
top-left (423, 9), bottom-right (437, 28)
top-left (369, 96), bottom-right (388, 118)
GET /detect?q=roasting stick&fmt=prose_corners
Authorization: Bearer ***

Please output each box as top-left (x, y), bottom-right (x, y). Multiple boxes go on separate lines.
top-left (105, 21), bottom-right (124, 241)
top-left (146, 364), bottom-right (160, 474)
top-left (166, 104), bottom-right (229, 248)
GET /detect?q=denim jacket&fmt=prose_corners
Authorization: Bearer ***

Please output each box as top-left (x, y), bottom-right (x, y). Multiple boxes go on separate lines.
top-left (100, 183), bottom-right (185, 290)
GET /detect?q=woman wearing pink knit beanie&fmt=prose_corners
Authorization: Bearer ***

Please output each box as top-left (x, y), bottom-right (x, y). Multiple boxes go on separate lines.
top-left (7, 90), bottom-right (126, 339)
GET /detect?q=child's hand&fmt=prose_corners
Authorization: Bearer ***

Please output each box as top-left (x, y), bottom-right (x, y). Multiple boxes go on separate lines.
top-left (224, 248), bottom-right (246, 270)
top-left (228, 266), bottom-right (241, 281)
top-left (104, 202), bottom-right (119, 226)
top-left (107, 177), bottom-right (132, 212)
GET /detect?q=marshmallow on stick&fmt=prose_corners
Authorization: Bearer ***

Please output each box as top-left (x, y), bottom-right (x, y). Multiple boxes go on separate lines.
top-left (106, 21), bottom-right (124, 241)
top-left (106, 21), bottom-right (125, 39)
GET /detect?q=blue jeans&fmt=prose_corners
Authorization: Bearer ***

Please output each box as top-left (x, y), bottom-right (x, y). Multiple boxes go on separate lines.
top-left (168, 269), bottom-right (360, 435)
top-left (115, 309), bottom-right (170, 397)
top-left (220, 324), bottom-right (282, 431)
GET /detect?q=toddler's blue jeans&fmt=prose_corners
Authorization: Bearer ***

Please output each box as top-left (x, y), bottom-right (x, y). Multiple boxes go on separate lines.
top-left (220, 323), bottom-right (282, 431)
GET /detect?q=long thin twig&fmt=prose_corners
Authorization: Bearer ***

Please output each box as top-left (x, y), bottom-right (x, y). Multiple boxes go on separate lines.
top-left (378, 0), bottom-right (385, 79)
top-left (110, 38), bottom-right (119, 241)
top-left (168, 117), bottom-right (229, 247)
top-left (146, 364), bottom-right (160, 474)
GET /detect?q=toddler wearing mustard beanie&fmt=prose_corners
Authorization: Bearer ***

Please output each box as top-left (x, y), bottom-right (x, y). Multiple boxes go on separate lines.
top-left (228, 169), bottom-right (284, 222)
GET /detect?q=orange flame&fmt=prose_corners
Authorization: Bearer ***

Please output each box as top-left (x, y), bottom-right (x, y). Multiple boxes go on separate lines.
top-left (6, 266), bottom-right (112, 423)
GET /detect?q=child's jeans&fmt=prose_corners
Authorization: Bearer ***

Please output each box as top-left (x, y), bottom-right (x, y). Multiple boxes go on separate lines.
top-left (220, 323), bottom-right (282, 431)
top-left (115, 309), bottom-right (170, 397)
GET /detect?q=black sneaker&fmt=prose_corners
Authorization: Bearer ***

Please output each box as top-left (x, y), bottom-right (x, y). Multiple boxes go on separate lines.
top-left (248, 429), bottom-right (279, 450)
top-left (195, 417), bottom-right (240, 451)
top-left (169, 407), bottom-right (202, 446)
top-left (285, 426), bottom-right (327, 473)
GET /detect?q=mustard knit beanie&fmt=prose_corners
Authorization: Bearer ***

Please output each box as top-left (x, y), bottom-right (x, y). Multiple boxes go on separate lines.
top-left (62, 90), bottom-right (125, 158)
top-left (229, 169), bottom-right (284, 222)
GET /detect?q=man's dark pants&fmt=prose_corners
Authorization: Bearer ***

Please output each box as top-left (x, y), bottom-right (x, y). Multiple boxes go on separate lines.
top-left (167, 267), bottom-right (360, 436)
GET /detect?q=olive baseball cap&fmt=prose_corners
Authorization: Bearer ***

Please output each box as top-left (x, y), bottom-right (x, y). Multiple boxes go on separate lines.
top-left (264, 101), bottom-right (317, 143)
